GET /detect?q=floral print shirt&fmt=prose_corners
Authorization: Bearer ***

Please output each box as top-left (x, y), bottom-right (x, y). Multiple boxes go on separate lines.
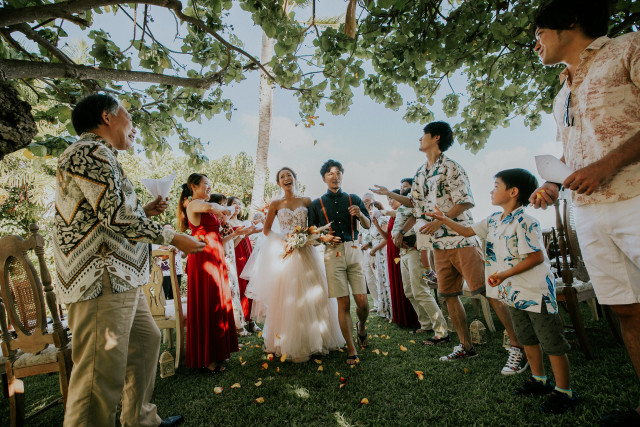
top-left (554, 32), bottom-right (640, 206)
top-left (410, 154), bottom-right (479, 250)
top-left (471, 207), bottom-right (557, 314)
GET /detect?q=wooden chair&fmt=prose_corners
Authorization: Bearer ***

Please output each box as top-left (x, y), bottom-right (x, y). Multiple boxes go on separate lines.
top-left (0, 224), bottom-right (72, 426)
top-left (141, 249), bottom-right (186, 369)
top-left (552, 198), bottom-right (596, 360)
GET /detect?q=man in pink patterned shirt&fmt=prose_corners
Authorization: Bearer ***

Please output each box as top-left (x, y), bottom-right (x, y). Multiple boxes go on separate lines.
top-left (530, 1), bottom-right (640, 424)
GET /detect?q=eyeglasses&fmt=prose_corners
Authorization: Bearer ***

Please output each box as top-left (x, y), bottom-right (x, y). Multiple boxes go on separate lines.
top-left (564, 91), bottom-right (574, 127)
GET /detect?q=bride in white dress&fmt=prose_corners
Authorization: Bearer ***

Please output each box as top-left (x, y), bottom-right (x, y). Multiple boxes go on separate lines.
top-left (245, 167), bottom-right (345, 362)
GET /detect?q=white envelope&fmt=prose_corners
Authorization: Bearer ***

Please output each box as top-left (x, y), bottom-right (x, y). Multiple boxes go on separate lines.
top-left (535, 155), bottom-right (574, 184)
top-left (140, 172), bottom-right (176, 200)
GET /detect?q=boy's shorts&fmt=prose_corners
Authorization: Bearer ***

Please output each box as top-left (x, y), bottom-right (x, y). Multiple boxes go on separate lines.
top-left (508, 305), bottom-right (570, 356)
top-left (433, 245), bottom-right (486, 297)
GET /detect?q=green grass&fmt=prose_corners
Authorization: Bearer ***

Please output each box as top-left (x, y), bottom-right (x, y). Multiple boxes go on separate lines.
top-left (2, 298), bottom-right (638, 426)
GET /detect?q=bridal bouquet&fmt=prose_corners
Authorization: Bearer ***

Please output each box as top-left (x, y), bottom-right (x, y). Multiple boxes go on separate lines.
top-left (282, 223), bottom-right (332, 259)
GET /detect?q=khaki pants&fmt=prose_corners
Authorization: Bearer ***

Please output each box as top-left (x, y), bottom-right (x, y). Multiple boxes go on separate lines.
top-left (64, 274), bottom-right (162, 427)
top-left (361, 251), bottom-right (378, 307)
top-left (400, 248), bottom-right (448, 337)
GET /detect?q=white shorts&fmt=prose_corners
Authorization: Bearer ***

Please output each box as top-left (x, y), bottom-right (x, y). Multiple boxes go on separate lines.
top-left (574, 195), bottom-right (640, 305)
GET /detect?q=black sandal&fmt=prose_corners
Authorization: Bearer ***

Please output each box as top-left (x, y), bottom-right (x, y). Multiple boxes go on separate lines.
top-left (422, 335), bottom-right (451, 346)
top-left (346, 354), bottom-right (360, 365)
top-left (206, 364), bottom-right (226, 374)
top-left (355, 321), bottom-right (369, 348)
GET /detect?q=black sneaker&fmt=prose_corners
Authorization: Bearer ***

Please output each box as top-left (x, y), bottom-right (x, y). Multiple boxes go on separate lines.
top-left (513, 376), bottom-right (554, 396)
top-left (599, 409), bottom-right (640, 426)
top-left (539, 390), bottom-right (579, 414)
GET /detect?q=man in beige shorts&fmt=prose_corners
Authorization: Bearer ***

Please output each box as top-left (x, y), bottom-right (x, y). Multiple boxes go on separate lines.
top-left (309, 159), bottom-right (371, 365)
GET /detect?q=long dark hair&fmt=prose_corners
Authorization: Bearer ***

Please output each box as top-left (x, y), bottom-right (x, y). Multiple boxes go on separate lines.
top-left (177, 173), bottom-right (208, 232)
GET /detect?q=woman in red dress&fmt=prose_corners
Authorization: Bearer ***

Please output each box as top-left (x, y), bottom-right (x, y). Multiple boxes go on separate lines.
top-left (177, 173), bottom-right (239, 372)
top-left (373, 194), bottom-right (420, 329)
top-left (226, 196), bottom-right (258, 325)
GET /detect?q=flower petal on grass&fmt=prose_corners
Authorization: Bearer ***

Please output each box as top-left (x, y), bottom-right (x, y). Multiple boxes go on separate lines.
top-left (360, 398), bottom-right (369, 405)
top-left (231, 383), bottom-right (241, 389)
top-left (261, 363), bottom-right (269, 370)
top-left (255, 381), bottom-right (262, 387)
top-left (241, 361), bottom-right (247, 366)
top-left (258, 331), bottom-right (263, 338)
top-left (372, 349), bottom-right (380, 355)
top-left (382, 351), bottom-right (389, 356)
top-left (214, 387), bottom-right (223, 394)
top-left (314, 359), bottom-right (322, 364)
top-left (415, 371), bottom-right (424, 380)
top-left (318, 365), bottom-right (324, 372)
top-left (280, 353), bottom-right (287, 362)
top-left (267, 354), bottom-right (274, 361)
top-left (399, 345), bottom-right (408, 351)
top-left (409, 340), bottom-right (416, 344)
top-left (277, 367), bottom-right (280, 372)
top-left (339, 383), bottom-right (346, 389)
top-left (255, 397), bottom-right (265, 404)
top-left (340, 377), bottom-right (347, 383)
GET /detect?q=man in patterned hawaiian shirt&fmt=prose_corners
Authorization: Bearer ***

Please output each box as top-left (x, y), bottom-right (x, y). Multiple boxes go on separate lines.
top-left (54, 94), bottom-right (204, 426)
top-left (530, 1), bottom-right (640, 424)
top-left (372, 121), bottom-right (526, 372)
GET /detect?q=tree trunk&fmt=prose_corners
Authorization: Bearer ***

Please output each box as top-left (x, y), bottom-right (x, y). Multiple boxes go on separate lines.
top-left (249, 32), bottom-right (275, 217)
top-left (0, 81), bottom-right (38, 160)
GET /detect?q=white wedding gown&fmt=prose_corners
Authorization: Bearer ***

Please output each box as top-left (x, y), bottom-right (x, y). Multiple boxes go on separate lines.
top-left (244, 207), bottom-right (345, 362)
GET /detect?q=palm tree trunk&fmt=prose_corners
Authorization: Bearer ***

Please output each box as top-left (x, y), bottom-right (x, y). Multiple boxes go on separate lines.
top-left (249, 32), bottom-right (275, 216)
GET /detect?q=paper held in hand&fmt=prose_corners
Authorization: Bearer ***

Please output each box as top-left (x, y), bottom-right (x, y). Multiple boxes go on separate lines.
top-left (534, 155), bottom-right (574, 184)
top-left (140, 172), bottom-right (176, 200)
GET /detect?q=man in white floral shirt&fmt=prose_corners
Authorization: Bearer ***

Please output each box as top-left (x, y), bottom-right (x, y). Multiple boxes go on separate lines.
top-left (530, 1), bottom-right (640, 424)
top-left (373, 121), bottom-right (525, 372)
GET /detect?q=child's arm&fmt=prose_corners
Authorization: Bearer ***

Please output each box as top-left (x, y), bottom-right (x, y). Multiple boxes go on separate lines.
top-left (426, 206), bottom-right (476, 237)
top-left (487, 251), bottom-right (545, 287)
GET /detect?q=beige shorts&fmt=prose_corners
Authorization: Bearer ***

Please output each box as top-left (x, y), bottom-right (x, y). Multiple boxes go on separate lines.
top-left (574, 196), bottom-right (640, 305)
top-left (324, 243), bottom-right (367, 298)
top-left (433, 245), bottom-right (486, 297)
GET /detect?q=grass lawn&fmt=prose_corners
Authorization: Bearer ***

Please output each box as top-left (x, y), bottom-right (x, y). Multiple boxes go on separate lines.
top-left (2, 298), bottom-right (637, 426)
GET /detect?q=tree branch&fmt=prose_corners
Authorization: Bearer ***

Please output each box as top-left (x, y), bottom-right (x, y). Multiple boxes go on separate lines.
top-left (0, 59), bottom-right (224, 89)
top-left (0, 0), bottom-right (178, 27)
top-left (9, 23), bottom-right (74, 64)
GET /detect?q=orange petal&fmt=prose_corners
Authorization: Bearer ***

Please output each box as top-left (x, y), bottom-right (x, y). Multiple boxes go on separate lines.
top-left (338, 348), bottom-right (344, 352)
top-left (280, 353), bottom-right (287, 362)
top-left (335, 372), bottom-right (341, 376)
top-left (241, 361), bottom-right (247, 366)
top-left (214, 387), bottom-right (223, 394)
top-left (261, 363), bottom-right (269, 370)
top-left (255, 397), bottom-right (265, 404)
top-left (394, 257), bottom-right (401, 264)
top-left (318, 365), bottom-right (324, 372)
top-left (382, 351), bottom-right (389, 356)
top-left (255, 381), bottom-right (262, 387)
top-left (231, 383), bottom-right (241, 389)
top-left (276, 367), bottom-right (280, 372)
top-left (267, 354), bottom-right (274, 361)
top-left (314, 359), bottom-right (322, 364)
top-left (464, 368), bottom-right (469, 374)
top-left (372, 349), bottom-right (380, 355)
top-left (360, 398), bottom-right (369, 405)
top-left (258, 331), bottom-right (263, 338)
top-left (409, 340), bottom-right (416, 344)
top-left (399, 345), bottom-right (408, 351)
top-left (339, 383), bottom-right (346, 389)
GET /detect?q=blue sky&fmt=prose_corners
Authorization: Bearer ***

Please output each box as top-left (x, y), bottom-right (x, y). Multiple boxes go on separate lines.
top-left (71, 2), bottom-right (563, 228)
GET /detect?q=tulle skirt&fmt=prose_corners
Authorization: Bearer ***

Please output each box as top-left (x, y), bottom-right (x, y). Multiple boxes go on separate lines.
top-left (244, 233), bottom-right (345, 362)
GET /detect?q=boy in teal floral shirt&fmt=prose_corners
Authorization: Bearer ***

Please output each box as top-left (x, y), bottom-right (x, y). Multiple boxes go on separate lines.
top-left (428, 168), bottom-right (578, 414)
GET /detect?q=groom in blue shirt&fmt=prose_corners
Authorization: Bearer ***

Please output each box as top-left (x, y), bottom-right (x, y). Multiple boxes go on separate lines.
top-left (309, 159), bottom-right (371, 364)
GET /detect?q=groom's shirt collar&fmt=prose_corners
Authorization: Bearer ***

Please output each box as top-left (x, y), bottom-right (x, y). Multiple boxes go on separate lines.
top-left (325, 188), bottom-right (344, 198)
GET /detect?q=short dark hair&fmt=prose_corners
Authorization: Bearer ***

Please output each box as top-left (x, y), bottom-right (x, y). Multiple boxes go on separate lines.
top-left (320, 159), bottom-right (344, 177)
top-left (208, 193), bottom-right (226, 204)
top-left (391, 189), bottom-right (401, 195)
top-left (401, 188), bottom-right (411, 196)
top-left (423, 121), bottom-right (454, 152)
top-left (494, 168), bottom-right (539, 207)
top-left (72, 94), bottom-right (120, 135)
top-left (534, 0), bottom-right (610, 39)
top-left (400, 177), bottom-right (413, 185)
